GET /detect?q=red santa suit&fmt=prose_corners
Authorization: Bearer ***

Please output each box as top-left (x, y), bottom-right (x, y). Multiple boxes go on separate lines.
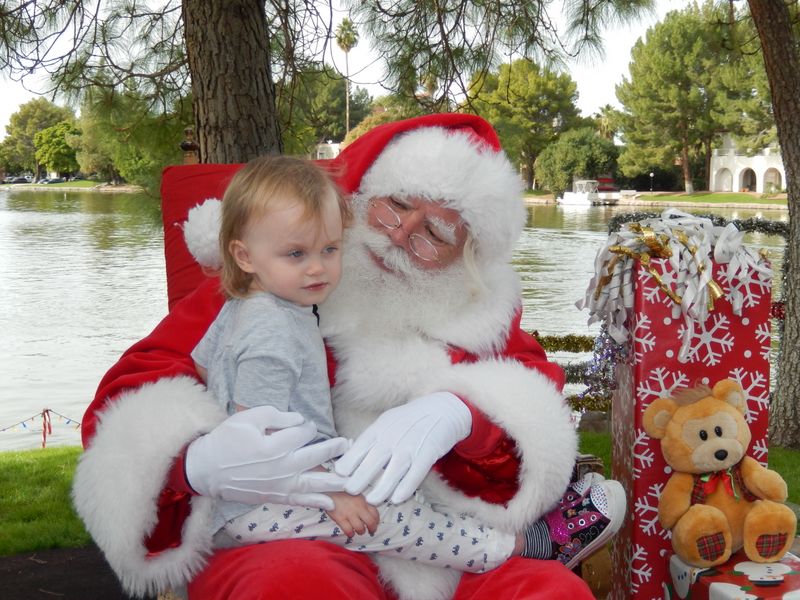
top-left (72, 114), bottom-right (589, 599)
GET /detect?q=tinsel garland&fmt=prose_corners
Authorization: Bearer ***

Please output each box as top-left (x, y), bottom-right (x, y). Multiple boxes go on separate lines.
top-left (532, 333), bottom-right (595, 353)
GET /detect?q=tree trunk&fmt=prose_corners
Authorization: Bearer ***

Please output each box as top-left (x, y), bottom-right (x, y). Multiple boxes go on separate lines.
top-left (748, 0), bottom-right (800, 449)
top-left (680, 142), bottom-right (693, 193)
top-left (345, 53), bottom-right (351, 137)
top-left (525, 156), bottom-right (535, 191)
top-left (703, 138), bottom-right (712, 191)
top-left (182, 0), bottom-right (282, 163)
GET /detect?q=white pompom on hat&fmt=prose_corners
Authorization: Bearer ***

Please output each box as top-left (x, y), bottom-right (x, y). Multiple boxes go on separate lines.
top-left (183, 198), bottom-right (223, 269)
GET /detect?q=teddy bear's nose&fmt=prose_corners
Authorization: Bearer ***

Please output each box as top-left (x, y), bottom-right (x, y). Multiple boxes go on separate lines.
top-left (714, 449), bottom-right (728, 461)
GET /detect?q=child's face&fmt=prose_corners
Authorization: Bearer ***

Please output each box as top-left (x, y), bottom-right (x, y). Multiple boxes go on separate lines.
top-left (231, 191), bottom-right (344, 306)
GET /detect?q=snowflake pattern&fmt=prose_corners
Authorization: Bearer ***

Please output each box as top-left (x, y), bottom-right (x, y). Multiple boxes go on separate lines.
top-left (629, 544), bottom-right (654, 595)
top-left (755, 322), bottom-right (772, 361)
top-left (721, 268), bottom-right (771, 309)
top-left (728, 367), bottom-right (770, 422)
top-left (677, 314), bottom-right (735, 366)
top-left (634, 483), bottom-right (669, 540)
top-left (640, 266), bottom-right (677, 309)
top-left (636, 367), bottom-right (689, 405)
top-left (632, 429), bottom-right (656, 479)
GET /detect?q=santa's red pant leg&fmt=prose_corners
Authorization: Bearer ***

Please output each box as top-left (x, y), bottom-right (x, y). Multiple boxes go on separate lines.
top-left (454, 557), bottom-right (594, 598)
top-left (187, 541), bottom-right (593, 599)
top-left (188, 541), bottom-right (389, 599)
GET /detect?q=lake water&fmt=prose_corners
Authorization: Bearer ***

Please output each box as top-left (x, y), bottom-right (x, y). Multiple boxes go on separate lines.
top-left (0, 188), bottom-right (788, 451)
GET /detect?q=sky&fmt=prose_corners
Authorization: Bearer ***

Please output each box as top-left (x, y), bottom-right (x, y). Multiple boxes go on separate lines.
top-left (0, 0), bottom-right (684, 141)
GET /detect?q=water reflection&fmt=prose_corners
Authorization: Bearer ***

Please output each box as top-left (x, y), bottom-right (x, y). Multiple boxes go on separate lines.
top-left (1, 188), bottom-right (166, 450)
top-left (0, 191), bottom-right (788, 450)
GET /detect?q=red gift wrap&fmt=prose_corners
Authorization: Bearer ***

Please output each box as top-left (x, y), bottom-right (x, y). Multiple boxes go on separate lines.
top-left (609, 257), bottom-right (773, 599)
top-left (666, 550), bottom-right (800, 599)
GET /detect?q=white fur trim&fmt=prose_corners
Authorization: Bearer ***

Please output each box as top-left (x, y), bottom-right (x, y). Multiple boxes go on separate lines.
top-left (420, 359), bottom-right (577, 530)
top-left (359, 127), bottom-right (526, 264)
top-left (425, 264), bottom-right (521, 355)
top-left (72, 377), bottom-right (227, 597)
top-left (374, 555), bottom-right (461, 600)
top-left (183, 199), bottom-right (223, 269)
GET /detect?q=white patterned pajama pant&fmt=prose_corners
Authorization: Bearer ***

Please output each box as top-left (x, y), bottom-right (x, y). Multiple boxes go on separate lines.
top-left (223, 494), bottom-right (516, 573)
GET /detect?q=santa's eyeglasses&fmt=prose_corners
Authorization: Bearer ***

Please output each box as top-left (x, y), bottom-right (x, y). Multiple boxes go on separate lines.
top-left (369, 198), bottom-right (458, 263)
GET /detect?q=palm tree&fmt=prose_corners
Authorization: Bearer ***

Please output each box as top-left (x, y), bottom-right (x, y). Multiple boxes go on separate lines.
top-left (335, 18), bottom-right (359, 137)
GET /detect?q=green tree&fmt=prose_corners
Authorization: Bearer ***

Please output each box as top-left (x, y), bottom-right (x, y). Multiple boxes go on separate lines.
top-left (68, 110), bottom-right (121, 183)
top-left (1, 98), bottom-right (74, 179)
top-left (616, 4), bottom-right (732, 193)
top-left (343, 96), bottom-right (424, 145)
top-left (747, 0), bottom-right (800, 449)
top-left (713, 16), bottom-right (775, 154)
top-left (0, 138), bottom-right (25, 175)
top-left (335, 18), bottom-right (359, 137)
top-left (73, 87), bottom-right (189, 192)
top-left (534, 128), bottom-right (619, 198)
top-left (1, 1), bottom-right (654, 163)
top-left (617, 2), bottom-right (745, 192)
top-left (279, 66), bottom-right (372, 155)
top-left (34, 121), bottom-right (79, 175)
top-left (593, 104), bottom-right (622, 141)
top-left (469, 59), bottom-right (583, 190)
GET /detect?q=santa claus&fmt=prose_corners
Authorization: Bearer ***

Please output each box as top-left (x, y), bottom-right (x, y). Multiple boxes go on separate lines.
top-left (72, 114), bottom-right (613, 599)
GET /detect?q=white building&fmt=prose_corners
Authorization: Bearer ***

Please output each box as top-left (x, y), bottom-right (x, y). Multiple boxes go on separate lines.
top-left (314, 141), bottom-right (342, 160)
top-left (710, 135), bottom-right (784, 194)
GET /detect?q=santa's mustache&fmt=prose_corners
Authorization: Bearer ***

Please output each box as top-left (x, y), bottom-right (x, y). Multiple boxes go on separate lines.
top-left (350, 223), bottom-right (420, 278)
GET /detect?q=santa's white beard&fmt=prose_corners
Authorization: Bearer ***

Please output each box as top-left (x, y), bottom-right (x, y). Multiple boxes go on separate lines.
top-left (319, 204), bottom-right (477, 338)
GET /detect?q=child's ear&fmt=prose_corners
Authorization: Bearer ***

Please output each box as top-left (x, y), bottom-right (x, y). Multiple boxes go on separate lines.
top-left (230, 240), bottom-right (255, 273)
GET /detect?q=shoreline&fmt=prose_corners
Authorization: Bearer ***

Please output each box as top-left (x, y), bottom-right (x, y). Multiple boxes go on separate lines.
top-left (524, 192), bottom-right (788, 211)
top-left (2, 183), bottom-right (144, 193)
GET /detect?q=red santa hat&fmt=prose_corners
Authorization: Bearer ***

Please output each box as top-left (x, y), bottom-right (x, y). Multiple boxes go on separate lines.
top-left (184, 113), bottom-right (524, 268)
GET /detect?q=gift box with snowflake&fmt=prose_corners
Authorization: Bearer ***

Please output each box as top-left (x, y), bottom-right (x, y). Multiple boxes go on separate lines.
top-left (577, 209), bottom-right (774, 600)
top-left (667, 550), bottom-right (800, 599)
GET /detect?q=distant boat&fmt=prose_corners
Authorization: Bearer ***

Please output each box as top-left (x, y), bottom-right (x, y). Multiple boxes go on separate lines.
top-left (557, 179), bottom-right (620, 206)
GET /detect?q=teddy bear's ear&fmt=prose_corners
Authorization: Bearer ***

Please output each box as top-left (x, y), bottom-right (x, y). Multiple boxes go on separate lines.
top-left (643, 397), bottom-right (678, 439)
top-left (712, 379), bottom-right (747, 415)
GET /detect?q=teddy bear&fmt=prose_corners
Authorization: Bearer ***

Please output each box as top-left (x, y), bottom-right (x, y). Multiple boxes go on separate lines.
top-left (643, 378), bottom-right (797, 568)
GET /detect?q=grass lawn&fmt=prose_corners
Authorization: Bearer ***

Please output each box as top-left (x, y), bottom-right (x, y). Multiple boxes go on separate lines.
top-left (524, 190), bottom-right (788, 206)
top-left (635, 191), bottom-right (787, 205)
top-left (4, 180), bottom-right (99, 189)
top-left (44, 180), bottom-right (99, 188)
top-left (1, 437), bottom-right (798, 556)
top-left (0, 446), bottom-right (90, 556)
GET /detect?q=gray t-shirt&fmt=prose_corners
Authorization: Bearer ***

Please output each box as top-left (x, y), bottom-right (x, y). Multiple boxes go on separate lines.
top-left (192, 291), bottom-right (336, 440)
top-left (192, 292), bottom-right (337, 530)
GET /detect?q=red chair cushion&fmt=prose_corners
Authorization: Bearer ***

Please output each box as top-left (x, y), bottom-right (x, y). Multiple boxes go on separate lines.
top-left (160, 164), bottom-right (243, 310)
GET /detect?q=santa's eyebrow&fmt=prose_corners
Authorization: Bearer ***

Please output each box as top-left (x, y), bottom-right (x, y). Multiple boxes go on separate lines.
top-left (427, 215), bottom-right (457, 244)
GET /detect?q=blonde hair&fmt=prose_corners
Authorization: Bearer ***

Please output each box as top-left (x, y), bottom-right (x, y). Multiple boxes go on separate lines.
top-left (219, 155), bottom-right (350, 298)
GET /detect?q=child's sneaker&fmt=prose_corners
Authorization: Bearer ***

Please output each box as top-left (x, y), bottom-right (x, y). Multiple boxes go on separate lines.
top-left (546, 477), bottom-right (626, 570)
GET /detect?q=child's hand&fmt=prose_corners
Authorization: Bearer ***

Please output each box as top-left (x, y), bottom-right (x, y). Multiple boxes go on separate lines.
top-left (326, 492), bottom-right (380, 538)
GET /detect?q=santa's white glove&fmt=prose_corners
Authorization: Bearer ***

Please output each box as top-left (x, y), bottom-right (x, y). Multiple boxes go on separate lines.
top-left (185, 405), bottom-right (349, 510)
top-left (335, 392), bottom-right (472, 505)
